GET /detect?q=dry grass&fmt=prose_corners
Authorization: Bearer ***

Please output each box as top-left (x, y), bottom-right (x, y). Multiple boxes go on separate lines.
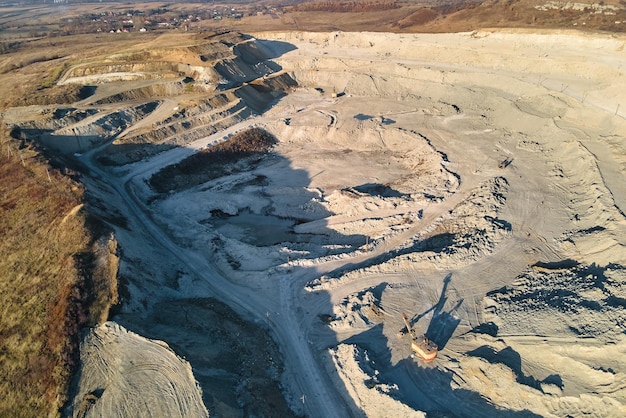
top-left (0, 128), bottom-right (117, 417)
top-left (292, 0), bottom-right (398, 13)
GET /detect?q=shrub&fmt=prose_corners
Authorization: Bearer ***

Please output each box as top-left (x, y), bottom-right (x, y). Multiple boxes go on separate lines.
top-left (150, 127), bottom-right (278, 193)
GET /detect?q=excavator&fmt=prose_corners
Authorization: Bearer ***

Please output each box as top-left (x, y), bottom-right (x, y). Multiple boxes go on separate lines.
top-left (401, 313), bottom-right (438, 363)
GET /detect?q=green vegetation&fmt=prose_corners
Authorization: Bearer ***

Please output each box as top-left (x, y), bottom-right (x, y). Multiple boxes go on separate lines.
top-left (41, 62), bottom-right (69, 89)
top-left (0, 129), bottom-right (117, 417)
top-left (150, 127), bottom-right (278, 193)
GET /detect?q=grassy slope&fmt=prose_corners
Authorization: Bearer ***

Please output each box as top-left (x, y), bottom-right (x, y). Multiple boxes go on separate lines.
top-left (0, 133), bottom-right (91, 416)
top-left (0, 135), bottom-right (119, 418)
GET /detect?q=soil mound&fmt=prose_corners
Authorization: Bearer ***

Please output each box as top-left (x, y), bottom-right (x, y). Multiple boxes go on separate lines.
top-left (66, 322), bottom-right (208, 418)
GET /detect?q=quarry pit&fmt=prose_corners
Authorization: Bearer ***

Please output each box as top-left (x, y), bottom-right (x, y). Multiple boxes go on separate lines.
top-left (4, 29), bottom-right (626, 417)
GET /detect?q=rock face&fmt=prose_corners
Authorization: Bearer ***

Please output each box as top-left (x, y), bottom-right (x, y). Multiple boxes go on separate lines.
top-left (66, 322), bottom-right (208, 418)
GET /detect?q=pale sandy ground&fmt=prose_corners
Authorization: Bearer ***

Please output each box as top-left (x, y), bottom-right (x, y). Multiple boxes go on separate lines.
top-left (63, 30), bottom-right (626, 417)
top-left (67, 322), bottom-right (208, 417)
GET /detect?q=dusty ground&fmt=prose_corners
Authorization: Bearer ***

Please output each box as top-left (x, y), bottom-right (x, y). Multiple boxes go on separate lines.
top-left (254, 30), bottom-right (626, 417)
top-left (3, 22), bottom-right (626, 418)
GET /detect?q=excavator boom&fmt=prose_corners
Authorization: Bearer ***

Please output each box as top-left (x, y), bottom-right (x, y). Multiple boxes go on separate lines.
top-left (400, 313), bottom-right (438, 362)
top-left (401, 313), bottom-right (417, 338)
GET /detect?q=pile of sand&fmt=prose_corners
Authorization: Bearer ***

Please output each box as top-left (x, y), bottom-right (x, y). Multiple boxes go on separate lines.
top-left (66, 322), bottom-right (207, 418)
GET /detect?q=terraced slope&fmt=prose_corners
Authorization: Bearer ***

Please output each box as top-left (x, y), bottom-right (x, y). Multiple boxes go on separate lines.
top-left (5, 31), bottom-right (296, 162)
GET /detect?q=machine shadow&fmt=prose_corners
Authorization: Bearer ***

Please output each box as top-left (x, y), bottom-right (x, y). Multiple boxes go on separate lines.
top-left (418, 273), bottom-right (462, 350)
top-left (340, 325), bottom-right (541, 417)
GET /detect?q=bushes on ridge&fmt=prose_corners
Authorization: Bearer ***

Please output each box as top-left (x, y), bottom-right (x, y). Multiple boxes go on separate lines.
top-left (150, 127), bottom-right (278, 193)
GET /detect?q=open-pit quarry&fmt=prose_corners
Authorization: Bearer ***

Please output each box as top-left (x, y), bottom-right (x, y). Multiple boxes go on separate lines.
top-left (4, 29), bottom-right (626, 417)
